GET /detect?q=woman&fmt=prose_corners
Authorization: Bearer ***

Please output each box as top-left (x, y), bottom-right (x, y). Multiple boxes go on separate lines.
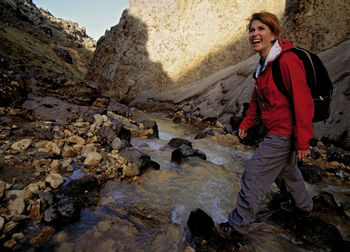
top-left (217, 11), bottom-right (314, 237)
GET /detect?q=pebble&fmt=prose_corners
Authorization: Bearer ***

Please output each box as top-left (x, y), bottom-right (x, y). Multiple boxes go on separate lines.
top-left (8, 197), bottom-right (25, 215)
top-left (0, 180), bottom-right (6, 198)
top-left (11, 139), bottom-right (32, 152)
top-left (84, 151), bottom-right (102, 168)
top-left (30, 199), bottom-right (41, 221)
top-left (29, 226), bottom-right (55, 245)
top-left (45, 173), bottom-right (64, 189)
top-left (0, 216), bottom-right (4, 231)
top-left (3, 221), bottom-right (19, 234)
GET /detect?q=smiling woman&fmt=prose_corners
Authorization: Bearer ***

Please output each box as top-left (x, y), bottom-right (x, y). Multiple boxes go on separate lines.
top-left (32, 0), bottom-right (129, 40)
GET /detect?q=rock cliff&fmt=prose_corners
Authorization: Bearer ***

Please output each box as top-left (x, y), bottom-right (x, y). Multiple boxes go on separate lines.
top-left (88, 0), bottom-right (350, 102)
top-left (0, 0), bottom-right (96, 78)
top-left (87, 0), bottom-right (285, 102)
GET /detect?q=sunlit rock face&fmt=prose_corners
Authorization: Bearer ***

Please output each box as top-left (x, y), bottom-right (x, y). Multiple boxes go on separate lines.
top-left (281, 0), bottom-right (350, 52)
top-left (87, 0), bottom-right (285, 102)
top-left (88, 0), bottom-right (350, 103)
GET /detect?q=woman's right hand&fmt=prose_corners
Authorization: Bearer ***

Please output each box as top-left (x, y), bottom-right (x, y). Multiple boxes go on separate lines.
top-left (238, 128), bottom-right (247, 139)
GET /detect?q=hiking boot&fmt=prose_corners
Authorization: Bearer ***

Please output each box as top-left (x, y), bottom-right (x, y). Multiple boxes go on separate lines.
top-left (280, 201), bottom-right (295, 212)
top-left (215, 222), bottom-right (243, 239)
top-left (295, 208), bottom-right (312, 218)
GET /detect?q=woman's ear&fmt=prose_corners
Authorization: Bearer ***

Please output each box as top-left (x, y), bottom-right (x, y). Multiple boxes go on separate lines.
top-left (271, 33), bottom-right (278, 42)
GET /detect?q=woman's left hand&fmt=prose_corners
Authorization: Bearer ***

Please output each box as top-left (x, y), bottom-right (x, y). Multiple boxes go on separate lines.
top-left (297, 149), bottom-right (310, 161)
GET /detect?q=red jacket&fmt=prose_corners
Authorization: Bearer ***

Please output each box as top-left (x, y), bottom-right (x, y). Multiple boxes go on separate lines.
top-left (239, 40), bottom-right (313, 151)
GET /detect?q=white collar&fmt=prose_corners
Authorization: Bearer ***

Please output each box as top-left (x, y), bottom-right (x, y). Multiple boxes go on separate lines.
top-left (254, 40), bottom-right (282, 79)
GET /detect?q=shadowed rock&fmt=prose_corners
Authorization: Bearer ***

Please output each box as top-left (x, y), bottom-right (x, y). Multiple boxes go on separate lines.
top-left (171, 144), bottom-right (207, 163)
top-left (137, 119), bottom-right (159, 138)
top-left (167, 138), bottom-right (192, 148)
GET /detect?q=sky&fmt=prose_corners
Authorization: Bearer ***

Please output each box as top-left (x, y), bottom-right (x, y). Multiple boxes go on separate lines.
top-left (33, 0), bottom-right (129, 41)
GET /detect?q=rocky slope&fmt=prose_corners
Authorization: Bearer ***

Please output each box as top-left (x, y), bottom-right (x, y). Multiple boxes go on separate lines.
top-left (0, 0), bottom-right (96, 79)
top-left (88, 0), bottom-right (350, 102)
top-left (132, 40), bottom-right (350, 150)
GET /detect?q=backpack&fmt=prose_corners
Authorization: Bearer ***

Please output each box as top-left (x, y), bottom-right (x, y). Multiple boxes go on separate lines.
top-left (271, 47), bottom-right (333, 123)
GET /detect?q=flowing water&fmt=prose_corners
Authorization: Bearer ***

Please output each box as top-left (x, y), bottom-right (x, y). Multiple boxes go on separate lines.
top-left (53, 111), bottom-right (350, 252)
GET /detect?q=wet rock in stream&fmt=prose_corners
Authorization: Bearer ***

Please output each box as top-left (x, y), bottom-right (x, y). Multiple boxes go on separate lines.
top-left (187, 191), bottom-right (350, 251)
top-left (171, 142), bottom-right (207, 163)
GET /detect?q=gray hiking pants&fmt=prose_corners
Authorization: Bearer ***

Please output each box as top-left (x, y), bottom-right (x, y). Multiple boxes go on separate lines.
top-left (228, 134), bottom-right (313, 234)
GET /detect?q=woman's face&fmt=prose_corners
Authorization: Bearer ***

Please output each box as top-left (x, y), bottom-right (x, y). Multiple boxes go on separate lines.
top-left (249, 19), bottom-right (277, 59)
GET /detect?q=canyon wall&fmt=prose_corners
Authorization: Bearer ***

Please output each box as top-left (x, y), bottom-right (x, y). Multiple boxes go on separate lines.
top-left (87, 0), bottom-right (285, 102)
top-left (88, 0), bottom-right (350, 102)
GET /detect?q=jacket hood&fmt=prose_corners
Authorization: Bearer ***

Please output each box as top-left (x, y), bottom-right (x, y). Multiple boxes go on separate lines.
top-left (279, 39), bottom-right (295, 52)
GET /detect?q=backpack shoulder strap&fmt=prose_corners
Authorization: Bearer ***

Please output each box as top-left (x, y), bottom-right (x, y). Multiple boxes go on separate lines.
top-left (271, 50), bottom-right (293, 103)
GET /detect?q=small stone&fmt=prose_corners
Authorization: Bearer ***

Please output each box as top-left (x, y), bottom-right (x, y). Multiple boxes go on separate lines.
top-left (8, 197), bottom-right (25, 215)
top-left (52, 231), bottom-right (68, 242)
top-left (215, 121), bottom-right (224, 128)
top-left (83, 152), bottom-right (102, 168)
top-left (94, 114), bottom-right (103, 127)
top-left (0, 180), bottom-right (6, 198)
top-left (60, 159), bottom-right (70, 169)
top-left (47, 142), bottom-right (61, 156)
top-left (0, 216), bottom-right (4, 231)
top-left (97, 221), bottom-right (111, 232)
top-left (25, 183), bottom-right (40, 194)
top-left (29, 226), bottom-right (55, 245)
top-left (65, 164), bottom-right (74, 172)
top-left (330, 161), bottom-right (340, 167)
top-left (73, 144), bottom-right (83, 153)
top-left (11, 139), bottom-right (32, 152)
top-left (67, 135), bottom-right (85, 145)
top-left (12, 232), bottom-right (24, 240)
top-left (81, 144), bottom-right (97, 155)
top-left (184, 246), bottom-right (196, 252)
top-left (111, 137), bottom-right (123, 150)
top-left (45, 173), bottom-right (64, 189)
top-left (64, 129), bottom-right (72, 136)
top-left (57, 242), bottom-right (74, 252)
top-left (5, 190), bottom-right (32, 201)
top-left (30, 199), bottom-right (41, 221)
top-left (62, 145), bottom-right (76, 158)
top-left (4, 239), bottom-right (16, 248)
top-left (123, 162), bottom-right (140, 177)
top-left (50, 160), bottom-right (60, 170)
top-left (11, 215), bottom-right (28, 222)
top-left (3, 221), bottom-right (19, 233)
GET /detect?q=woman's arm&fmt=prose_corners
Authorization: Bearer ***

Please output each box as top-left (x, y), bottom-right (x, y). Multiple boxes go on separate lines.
top-left (238, 87), bottom-right (259, 138)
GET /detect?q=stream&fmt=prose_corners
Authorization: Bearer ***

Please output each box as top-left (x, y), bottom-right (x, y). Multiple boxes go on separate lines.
top-left (52, 111), bottom-right (350, 252)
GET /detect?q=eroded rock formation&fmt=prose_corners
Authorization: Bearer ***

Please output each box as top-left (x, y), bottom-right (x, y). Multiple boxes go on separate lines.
top-left (88, 0), bottom-right (350, 103)
top-left (87, 0), bottom-right (286, 101)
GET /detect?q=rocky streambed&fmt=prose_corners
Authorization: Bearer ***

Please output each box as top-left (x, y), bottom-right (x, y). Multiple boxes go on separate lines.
top-left (0, 72), bottom-right (350, 251)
